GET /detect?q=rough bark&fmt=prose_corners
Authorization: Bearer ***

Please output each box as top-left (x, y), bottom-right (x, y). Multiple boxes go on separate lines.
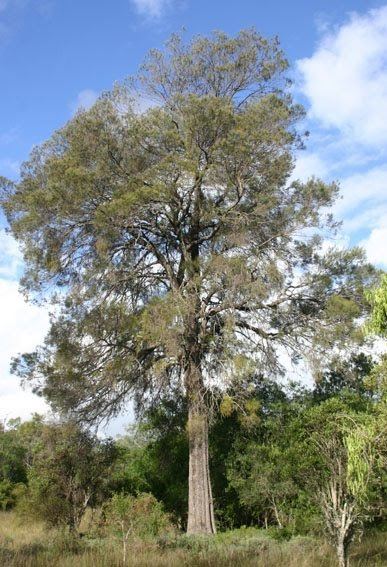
top-left (183, 304), bottom-right (216, 534)
top-left (186, 369), bottom-right (216, 535)
top-left (337, 537), bottom-right (349, 567)
top-left (184, 173), bottom-right (216, 534)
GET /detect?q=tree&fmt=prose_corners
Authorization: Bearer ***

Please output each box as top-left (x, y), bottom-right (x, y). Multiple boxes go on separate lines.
top-left (228, 443), bottom-right (297, 529)
top-left (313, 353), bottom-right (374, 403)
top-left (105, 493), bottom-right (172, 564)
top-left (293, 399), bottom-right (386, 567)
top-left (364, 273), bottom-right (387, 399)
top-left (111, 399), bottom-right (189, 529)
top-left (0, 416), bottom-right (44, 510)
top-left (21, 421), bottom-right (117, 532)
top-left (365, 273), bottom-right (387, 337)
top-left (0, 419), bottom-right (28, 488)
top-left (1, 29), bottom-right (376, 534)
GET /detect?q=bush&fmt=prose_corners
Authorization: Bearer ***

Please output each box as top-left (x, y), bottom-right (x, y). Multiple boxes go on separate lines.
top-left (104, 492), bottom-right (175, 563)
top-left (105, 493), bottom-right (173, 540)
top-left (267, 526), bottom-right (293, 541)
top-left (0, 480), bottom-right (26, 511)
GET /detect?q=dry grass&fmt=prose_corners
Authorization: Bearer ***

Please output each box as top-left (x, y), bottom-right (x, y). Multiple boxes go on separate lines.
top-left (0, 512), bottom-right (386, 567)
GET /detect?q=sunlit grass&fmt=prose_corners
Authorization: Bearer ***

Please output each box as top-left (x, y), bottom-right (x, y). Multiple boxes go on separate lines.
top-left (0, 511), bottom-right (385, 566)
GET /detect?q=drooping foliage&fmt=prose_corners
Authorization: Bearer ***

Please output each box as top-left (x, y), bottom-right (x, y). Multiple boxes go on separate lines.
top-left (1, 30), bottom-right (376, 424)
top-left (0, 29), bottom-right (378, 533)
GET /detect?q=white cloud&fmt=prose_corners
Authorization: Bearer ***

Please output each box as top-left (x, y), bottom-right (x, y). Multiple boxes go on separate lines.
top-left (359, 226), bottom-right (387, 267)
top-left (131, 0), bottom-right (171, 19)
top-left (0, 229), bottom-right (49, 421)
top-left (0, 230), bottom-right (23, 278)
top-left (298, 6), bottom-right (387, 146)
top-left (336, 165), bottom-right (387, 215)
top-left (71, 89), bottom-right (98, 114)
top-left (292, 152), bottom-right (328, 181)
top-left (295, 7), bottom-right (387, 270)
top-left (0, 279), bottom-right (49, 422)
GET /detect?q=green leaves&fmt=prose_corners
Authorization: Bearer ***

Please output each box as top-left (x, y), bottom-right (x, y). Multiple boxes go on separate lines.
top-left (365, 273), bottom-right (387, 336)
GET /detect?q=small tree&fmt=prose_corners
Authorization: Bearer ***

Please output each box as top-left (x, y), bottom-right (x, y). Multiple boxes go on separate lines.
top-left (365, 273), bottom-right (387, 337)
top-left (297, 400), bottom-right (385, 567)
top-left (22, 421), bottom-right (117, 532)
top-left (105, 493), bottom-right (172, 564)
top-left (0, 419), bottom-right (28, 509)
top-left (364, 273), bottom-right (387, 399)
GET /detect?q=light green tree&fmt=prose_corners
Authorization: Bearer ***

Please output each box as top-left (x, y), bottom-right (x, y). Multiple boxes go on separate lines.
top-left (364, 273), bottom-right (387, 399)
top-left (296, 400), bottom-right (386, 567)
top-left (365, 273), bottom-right (387, 337)
top-left (105, 493), bottom-right (172, 564)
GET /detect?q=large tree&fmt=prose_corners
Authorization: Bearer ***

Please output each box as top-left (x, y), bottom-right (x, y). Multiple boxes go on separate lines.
top-left (1, 30), bottom-right (376, 534)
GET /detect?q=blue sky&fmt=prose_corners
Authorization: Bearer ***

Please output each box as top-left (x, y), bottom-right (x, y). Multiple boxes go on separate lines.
top-left (1, 0), bottom-right (386, 432)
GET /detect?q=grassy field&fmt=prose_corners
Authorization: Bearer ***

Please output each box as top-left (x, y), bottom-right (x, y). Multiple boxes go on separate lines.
top-left (0, 511), bottom-right (386, 566)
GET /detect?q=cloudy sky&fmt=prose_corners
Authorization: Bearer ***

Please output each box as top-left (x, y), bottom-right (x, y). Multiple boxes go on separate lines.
top-left (0, 0), bottom-right (386, 433)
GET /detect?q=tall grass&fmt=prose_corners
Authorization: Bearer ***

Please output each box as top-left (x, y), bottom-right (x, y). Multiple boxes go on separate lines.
top-left (0, 512), bottom-right (385, 566)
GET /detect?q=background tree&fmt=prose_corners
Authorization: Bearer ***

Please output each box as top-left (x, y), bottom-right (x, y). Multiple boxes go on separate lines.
top-left (313, 353), bottom-right (374, 403)
top-left (111, 396), bottom-right (189, 529)
top-left (228, 443), bottom-right (297, 529)
top-left (0, 419), bottom-right (27, 510)
top-left (0, 415), bottom-right (45, 510)
top-left (1, 29), bottom-right (376, 534)
top-left (20, 422), bottom-right (117, 532)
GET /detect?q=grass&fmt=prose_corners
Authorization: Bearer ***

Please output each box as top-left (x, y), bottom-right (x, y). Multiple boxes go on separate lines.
top-left (0, 511), bottom-right (386, 566)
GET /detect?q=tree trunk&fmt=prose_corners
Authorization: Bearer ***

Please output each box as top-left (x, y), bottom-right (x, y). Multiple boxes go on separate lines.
top-left (185, 360), bottom-right (216, 535)
top-left (271, 498), bottom-right (282, 528)
top-left (186, 400), bottom-right (216, 534)
top-left (184, 175), bottom-right (215, 534)
top-left (264, 512), bottom-right (268, 530)
top-left (337, 537), bottom-right (349, 567)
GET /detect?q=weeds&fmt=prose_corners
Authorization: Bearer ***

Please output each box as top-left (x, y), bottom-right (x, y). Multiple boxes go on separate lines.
top-left (0, 511), bottom-right (385, 566)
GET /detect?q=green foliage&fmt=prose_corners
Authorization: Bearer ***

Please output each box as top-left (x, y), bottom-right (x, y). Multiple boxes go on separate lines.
top-left (345, 421), bottom-right (378, 505)
top-left (365, 273), bottom-right (387, 336)
top-left (365, 354), bottom-right (387, 399)
top-left (0, 431), bottom-right (25, 488)
top-left (113, 397), bottom-right (189, 528)
top-left (105, 492), bottom-right (173, 540)
top-left (0, 416), bottom-right (44, 510)
top-left (267, 526), bottom-right (293, 541)
top-left (313, 353), bottom-right (374, 403)
top-left (112, 369), bottom-right (385, 536)
top-left (18, 421), bottom-right (117, 531)
top-left (0, 480), bottom-right (25, 511)
top-left (227, 443), bottom-right (298, 527)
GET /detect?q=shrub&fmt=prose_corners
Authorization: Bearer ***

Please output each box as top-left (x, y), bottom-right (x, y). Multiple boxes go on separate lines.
top-left (104, 492), bottom-right (174, 563)
top-left (0, 480), bottom-right (26, 511)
